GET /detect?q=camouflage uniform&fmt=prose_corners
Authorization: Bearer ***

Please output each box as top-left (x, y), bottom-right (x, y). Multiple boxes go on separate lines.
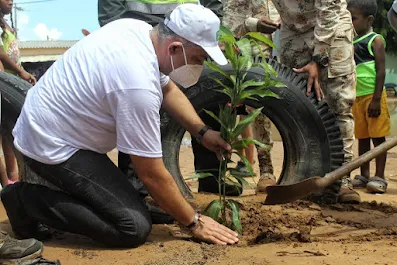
top-left (272, 0), bottom-right (358, 202)
top-left (221, 0), bottom-right (280, 178)
top-left (272, 0), bottom-right (355, 164)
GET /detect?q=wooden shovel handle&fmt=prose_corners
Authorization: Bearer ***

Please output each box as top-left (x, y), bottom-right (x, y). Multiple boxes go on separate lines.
top-left (323, 138), bottom-right (397, 185)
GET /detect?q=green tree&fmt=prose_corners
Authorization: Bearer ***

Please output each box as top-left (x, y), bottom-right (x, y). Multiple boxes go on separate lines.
top-left (373, 0), bottom-right (397, 54)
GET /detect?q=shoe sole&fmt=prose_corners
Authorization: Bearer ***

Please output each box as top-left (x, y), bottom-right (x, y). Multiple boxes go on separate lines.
top-left (338, 194), bottom-right (361, 204)
top-left (0, 242), bottom-right (43, 264)
top-left (366, 185), bottom-right (386, 194)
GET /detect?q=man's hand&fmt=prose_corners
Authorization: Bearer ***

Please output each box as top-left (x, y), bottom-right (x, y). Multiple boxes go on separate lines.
top-left (19, 70), bottom-right (37, 85)
top-left (368, 98), bottom-right (381, 117)
top-left (201, 130), bottom-right (231, 159)
top-left (192, 215), bottom-right (239, 245)
top-left (257, 18), bottom-right (280, 34)
top-left (293, 62), bottom-right (324, 101)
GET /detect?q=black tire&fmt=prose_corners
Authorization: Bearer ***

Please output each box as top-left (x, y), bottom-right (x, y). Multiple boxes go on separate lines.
top-left (161, 59), bottom-right (344, 203)
top-left (0, 72), bottom-right (30, 179)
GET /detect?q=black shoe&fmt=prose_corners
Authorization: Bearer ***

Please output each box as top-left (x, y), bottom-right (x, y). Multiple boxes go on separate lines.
top-left (145, 201), bottom-right (175, 224)
top-left (0, 230), bottom-right (43, 264)
top-left (1, 183), bottom-right (52, 241)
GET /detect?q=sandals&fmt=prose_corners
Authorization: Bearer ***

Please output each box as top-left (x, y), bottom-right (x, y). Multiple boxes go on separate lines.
top-left (352, 175), bottom-right (368, 188)
top-left (366, 176), bottom-right (388, 194)
top-left (352, 175), bottom-right (388, 194)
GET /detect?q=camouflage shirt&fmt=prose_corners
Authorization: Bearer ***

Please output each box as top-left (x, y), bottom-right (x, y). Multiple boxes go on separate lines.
top-left (272, 0), bottom-right (354, 59)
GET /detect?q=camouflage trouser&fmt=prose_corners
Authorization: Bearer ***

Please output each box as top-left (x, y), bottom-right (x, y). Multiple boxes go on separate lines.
top-left (280, 29), bottom-right (356, 163)
top-left (252, 114), bottom-right (274, 175)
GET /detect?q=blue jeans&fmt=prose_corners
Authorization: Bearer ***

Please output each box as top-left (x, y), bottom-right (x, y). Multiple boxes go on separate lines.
top-left (19, 150), bottom-right (152, 247)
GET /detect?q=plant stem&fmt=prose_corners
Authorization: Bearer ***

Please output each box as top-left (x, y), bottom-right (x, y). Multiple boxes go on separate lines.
top-left (217, 151), bottom-right (223, 204)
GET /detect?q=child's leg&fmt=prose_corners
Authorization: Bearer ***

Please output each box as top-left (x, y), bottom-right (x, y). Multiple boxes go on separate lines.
top-left (358, 138), bottom-right (371, 178)
top-left (372, 137), bottom-right (387, 179)
top-left (2, 137), bottom-right (19, 182)
top-left (0, 136), bottom-right (9, 187)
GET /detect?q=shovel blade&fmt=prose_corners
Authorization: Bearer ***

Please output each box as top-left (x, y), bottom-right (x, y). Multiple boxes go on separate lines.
top-left (264, 177), bottom-right (324, 205)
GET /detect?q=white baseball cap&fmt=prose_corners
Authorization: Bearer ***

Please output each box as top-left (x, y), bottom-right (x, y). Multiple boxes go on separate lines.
top-left (164, 3), bottom-right (228, 66)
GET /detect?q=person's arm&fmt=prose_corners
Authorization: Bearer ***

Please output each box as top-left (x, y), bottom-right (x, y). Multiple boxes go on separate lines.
top-left (106, 87), bottom-right (238, 245)
top-left (98, 0), bottom-right (126, 27)
top-left (368, 36), bottom-right (386, 117)
top-left (312, 0), bottom-right (341, 60)
top-left (388, 0), bottom-right (397, 32)
top-left (161, 80), bottom-right (230, 153)
top-left (0, 48), bottom-right (36, 84)
top-left (292, 0), bottom-right (343, 101)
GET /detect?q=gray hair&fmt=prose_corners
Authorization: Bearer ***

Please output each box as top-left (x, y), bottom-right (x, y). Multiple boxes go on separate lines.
top-left (156, 22), bottom-right (199, 48)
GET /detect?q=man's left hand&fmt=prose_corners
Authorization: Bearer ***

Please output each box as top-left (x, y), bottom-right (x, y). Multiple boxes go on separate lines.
top-left (293, 61), bottom-right (324, 101)
top-left (368, 98), bottom-right (381, 117)
top-left (201, 130), bottom-right (231, 159)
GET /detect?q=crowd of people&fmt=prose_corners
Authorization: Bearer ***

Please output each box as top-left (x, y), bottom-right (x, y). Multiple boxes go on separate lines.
top-left (0, 0), bottom-right (395, 262)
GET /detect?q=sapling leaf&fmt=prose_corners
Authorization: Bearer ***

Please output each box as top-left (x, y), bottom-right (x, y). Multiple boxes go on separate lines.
top-left (209, 76), bottom-right (233, 91)
top-left (231, 138), bottom-right (267, 150)
top-left (238, 55), bottom-right (251, 72)
top-left (241, 89), bottom-right (279, 100)
top-left (245, 32), bottom-right (276, 49)
top-left (225, 176), bottom-right (243, 187)
top-left (233, 151), bottom-right (255, 177)
top-left (205, 61), bottom-right (233, 82)
top-left (228, 170), bottom-right (251, 184)
top-left (231, 107), bottom-right (263, 139)
top-left (203, 109), bottom-right (227, 128)
top-left (241, 80), bottom-right (267, 90)
top-left (227, 200), bottom-right (242, 234)
top-left (203, 199), bottom-right (222, 222)
top-left (236, 38), bottom-right (252, 63)
top-left (185, 172), bottom-right (215, 180)
top-left (224, 43), bottom-right (237, 69)
top-left (218, 25), bottom-right (236, 42)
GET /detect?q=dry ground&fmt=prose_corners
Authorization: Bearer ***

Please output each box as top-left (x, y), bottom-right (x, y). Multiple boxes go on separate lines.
top-left (1, 139), bottom-right (397, 265)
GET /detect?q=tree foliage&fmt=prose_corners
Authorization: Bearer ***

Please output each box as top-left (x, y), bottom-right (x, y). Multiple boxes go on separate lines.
top-left (373, 0), bottom-right (397, 54)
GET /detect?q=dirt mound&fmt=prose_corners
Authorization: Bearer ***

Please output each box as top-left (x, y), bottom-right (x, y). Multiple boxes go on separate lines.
top-left (235, 197), bottom-right (397, 246)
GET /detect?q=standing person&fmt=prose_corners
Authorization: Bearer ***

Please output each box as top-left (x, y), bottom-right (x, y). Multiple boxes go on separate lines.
top-left (348, 0), bottom-right (390, 193)
top-left (221, 0), bottom-right (280, 193)
top-left (271, 0), bottom-right (360, 203)
top-left (0, 0), bottom-right (36, 188)
top-left (1, 4), bottom-right (239, 247)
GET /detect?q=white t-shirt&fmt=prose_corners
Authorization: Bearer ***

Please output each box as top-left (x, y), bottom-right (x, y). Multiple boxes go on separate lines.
top-left (13, 19), bottom-right (169, 165)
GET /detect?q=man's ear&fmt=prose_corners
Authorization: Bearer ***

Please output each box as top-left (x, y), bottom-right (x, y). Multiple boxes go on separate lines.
top-left (168, 42), bottom-right (183, 56)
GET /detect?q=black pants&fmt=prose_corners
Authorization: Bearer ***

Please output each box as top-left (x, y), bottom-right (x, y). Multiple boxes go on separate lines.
top-left (19, 150), bottom-right (152, 248)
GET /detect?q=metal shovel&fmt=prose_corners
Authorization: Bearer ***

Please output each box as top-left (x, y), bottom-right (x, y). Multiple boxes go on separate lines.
top-left (265, 138), bottom-right (397, 205)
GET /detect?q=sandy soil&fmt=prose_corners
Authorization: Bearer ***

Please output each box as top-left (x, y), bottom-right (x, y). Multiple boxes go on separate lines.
top-left (1, 139), bottom-right (397, 265)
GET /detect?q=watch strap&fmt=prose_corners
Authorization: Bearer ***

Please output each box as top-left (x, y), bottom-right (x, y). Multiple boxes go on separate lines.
top-left (195, 125), bottom-right (211, 144)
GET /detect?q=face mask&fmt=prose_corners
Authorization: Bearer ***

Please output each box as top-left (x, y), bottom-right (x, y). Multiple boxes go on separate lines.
top-left (169, 45), bottom-right (203, 88)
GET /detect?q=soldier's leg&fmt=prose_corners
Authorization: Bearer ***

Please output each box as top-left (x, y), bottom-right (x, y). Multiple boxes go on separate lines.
top-left (254, 114), bottom-right (277, 193)
top-left (322, 72), bottom-right (359, 203)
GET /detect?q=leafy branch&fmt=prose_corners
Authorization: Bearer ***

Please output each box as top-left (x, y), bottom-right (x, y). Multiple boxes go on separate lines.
top-left (192, 25), bottom-right (281, 233)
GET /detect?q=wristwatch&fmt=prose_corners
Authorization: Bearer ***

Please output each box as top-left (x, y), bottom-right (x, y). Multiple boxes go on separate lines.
top-left (194, 125), bottom-right (211, 145)
top-left (312, 53), bottom-right (329, 68)
top-left (186, 211), bottom-right (200, 232)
